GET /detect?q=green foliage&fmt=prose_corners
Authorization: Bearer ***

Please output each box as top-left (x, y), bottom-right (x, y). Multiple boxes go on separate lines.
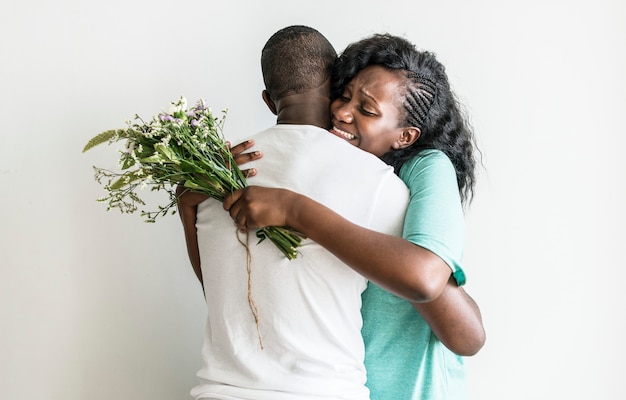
top-left (82, 129), bottom-right (121, 153)
top-left (84, 97), bottom-right (303, 258)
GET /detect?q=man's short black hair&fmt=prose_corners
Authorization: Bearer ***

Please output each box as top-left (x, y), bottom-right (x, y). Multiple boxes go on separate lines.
top-left (261, 25), bottom-right (337, 102)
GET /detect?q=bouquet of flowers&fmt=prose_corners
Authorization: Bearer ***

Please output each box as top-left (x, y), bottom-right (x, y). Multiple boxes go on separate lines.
top-left (83, 96), bottom-right (304, 260)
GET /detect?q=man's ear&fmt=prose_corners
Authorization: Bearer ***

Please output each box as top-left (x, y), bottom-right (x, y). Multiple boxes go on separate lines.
top-left (262, 90), bottom-right (277, 115)
top-left (396, 127), bottom-right (421, 149)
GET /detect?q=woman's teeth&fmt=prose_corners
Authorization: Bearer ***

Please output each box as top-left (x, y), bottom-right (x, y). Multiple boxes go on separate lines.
top-left (333, 127), bottom-right (355, 140)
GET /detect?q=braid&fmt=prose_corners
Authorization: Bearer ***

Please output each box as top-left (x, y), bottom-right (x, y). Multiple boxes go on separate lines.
top-left (388, 71), bottom-right (477, 204)
top-left (334, 33), bottom-right (479, 205)
top-left (404, 73), bottom-right (436, 127)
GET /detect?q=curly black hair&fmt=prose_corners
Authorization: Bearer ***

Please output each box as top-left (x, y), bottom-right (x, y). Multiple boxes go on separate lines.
top-left (332, 34), bottom-right (478, 204)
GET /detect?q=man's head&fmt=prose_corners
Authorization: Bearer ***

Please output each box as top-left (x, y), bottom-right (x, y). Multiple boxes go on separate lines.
top-left (261, 25), bottom-right (337, 103)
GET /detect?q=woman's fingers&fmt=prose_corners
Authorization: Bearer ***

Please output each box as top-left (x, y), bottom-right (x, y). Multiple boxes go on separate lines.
top-left (223, 189), bottom-right (250, 232)
top-left (229, 139), bottom-right (263, 167)
top-left (229, 139), bottom-right (254, 155)
top-left (234, 150), bottom-right (262, 166)
top-left (240, 168), bottom-right (257, 178)
top-left (223, 189), bottom-right (243, 211)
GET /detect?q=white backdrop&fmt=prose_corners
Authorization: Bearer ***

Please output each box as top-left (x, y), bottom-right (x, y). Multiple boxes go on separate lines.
top-left (1, 1), bottom-right (625, 399)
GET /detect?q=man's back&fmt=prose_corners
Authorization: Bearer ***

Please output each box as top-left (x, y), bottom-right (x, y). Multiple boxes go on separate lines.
top-left (191, 125), bottom-right (408, 400)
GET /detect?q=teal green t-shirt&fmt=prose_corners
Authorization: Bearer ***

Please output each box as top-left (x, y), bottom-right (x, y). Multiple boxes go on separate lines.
top-left (362, 150), bottom-right (468, 400)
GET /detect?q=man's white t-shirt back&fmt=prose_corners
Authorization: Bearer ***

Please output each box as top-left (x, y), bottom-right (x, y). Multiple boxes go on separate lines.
top-left (191, 125), bottom-right (409, 400)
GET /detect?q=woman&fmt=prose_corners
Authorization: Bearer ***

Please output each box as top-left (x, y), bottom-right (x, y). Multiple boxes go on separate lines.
top-left (223, 34), bottom-right (484, 399)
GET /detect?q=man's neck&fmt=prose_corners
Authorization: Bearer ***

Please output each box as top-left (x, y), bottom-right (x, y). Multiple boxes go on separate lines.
top-left (274, 84), bottom-right (332, 130)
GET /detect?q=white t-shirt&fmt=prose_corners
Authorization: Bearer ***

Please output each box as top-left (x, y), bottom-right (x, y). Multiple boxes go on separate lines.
top-left (191, 124), bottom-right (409, 400)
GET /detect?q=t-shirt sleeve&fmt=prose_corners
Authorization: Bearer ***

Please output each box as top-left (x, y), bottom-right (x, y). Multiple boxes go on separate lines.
top-left (399, 150), bottom-right (467, 285)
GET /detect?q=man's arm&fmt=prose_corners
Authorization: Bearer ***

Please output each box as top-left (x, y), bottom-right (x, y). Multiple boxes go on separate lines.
top-left (176, 186), bottom-right (206, 287)
top-left (412, 276), bottom-right (485, 356)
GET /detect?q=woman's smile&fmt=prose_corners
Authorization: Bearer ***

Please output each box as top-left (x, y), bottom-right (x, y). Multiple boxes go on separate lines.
top-left (330, 126), bottom-right (356, 141)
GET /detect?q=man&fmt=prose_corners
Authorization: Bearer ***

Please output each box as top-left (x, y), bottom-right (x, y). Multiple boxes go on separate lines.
top-left (181, 25), bottom-right (409, 400)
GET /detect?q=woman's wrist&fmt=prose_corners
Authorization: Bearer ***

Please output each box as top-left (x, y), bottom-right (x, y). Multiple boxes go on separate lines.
top-left (285, 191), bottom-right (322, 235)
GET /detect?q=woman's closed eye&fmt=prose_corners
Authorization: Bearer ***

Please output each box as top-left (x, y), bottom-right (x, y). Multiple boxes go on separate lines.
top-left (359, 105), bottom-right (377, 116)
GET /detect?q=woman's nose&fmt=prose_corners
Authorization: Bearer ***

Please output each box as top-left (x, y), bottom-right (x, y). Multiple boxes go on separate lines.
top-left (333, 103), bottom-right (353, 123)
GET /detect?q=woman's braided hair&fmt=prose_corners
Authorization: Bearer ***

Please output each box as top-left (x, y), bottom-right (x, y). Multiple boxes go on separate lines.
top-left (332, 34), bottom-right (478, 204)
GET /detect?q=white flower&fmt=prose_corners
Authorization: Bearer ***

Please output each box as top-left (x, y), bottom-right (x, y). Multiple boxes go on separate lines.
top-left (167, 96), bottom-right (188, 115)
top-left (124, 139), bottom-right (135, 153)
top-left (161, 134), bottom-right (172, 146)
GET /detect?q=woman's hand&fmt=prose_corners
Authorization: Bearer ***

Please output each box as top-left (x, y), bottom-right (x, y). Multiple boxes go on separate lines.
top-left (223, 186), bottom-right (296, 231)
top-left (227, 139), bottom-right (262, 178)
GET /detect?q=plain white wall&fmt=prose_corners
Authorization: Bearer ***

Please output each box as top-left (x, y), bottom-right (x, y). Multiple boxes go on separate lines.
top-left (1, 0), bottom-right (624, 399)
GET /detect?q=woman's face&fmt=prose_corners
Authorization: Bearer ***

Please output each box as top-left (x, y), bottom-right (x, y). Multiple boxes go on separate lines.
top-left (330, 65), bottom-right (412, 157)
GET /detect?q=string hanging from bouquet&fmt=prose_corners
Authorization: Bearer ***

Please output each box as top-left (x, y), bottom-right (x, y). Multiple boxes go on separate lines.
top-left (83, 96), bottom-right (305, 347)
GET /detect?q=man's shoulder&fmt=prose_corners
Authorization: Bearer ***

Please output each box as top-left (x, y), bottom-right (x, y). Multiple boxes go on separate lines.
top-left (251, 124), bottom-right (388, 164)
top-left (249, 124), bottom-right (406, 190)
top-left (252, 124), bottom-right (328, 137)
